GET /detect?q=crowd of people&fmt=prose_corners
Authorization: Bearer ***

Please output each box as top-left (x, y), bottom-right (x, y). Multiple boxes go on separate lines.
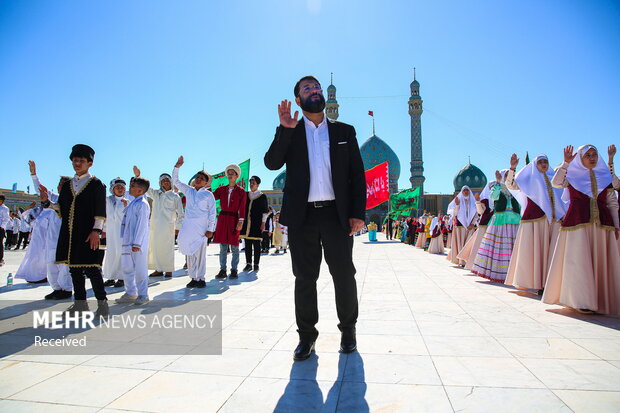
top-left (0, 145), bottom-right (289, 316)
top-left (383, 144), bottom-right (620, 315)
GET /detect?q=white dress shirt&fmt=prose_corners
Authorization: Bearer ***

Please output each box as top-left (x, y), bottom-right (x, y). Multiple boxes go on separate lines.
top-left (304, 115), bottom-right (335, 202)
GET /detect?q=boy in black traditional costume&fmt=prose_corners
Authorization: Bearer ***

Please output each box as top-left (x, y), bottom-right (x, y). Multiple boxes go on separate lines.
top-left (40, 144), bottom-right (109, 318)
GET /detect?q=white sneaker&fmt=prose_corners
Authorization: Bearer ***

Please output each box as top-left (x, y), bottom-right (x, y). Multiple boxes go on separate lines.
top-left (115, 293), bottom-right (138, 303)
top-left (134, 295), bottom-right (150, 305)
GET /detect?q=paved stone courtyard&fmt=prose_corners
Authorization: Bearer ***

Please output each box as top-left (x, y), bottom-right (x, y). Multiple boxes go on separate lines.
top-left (1, 234), bottom-right (619, 412)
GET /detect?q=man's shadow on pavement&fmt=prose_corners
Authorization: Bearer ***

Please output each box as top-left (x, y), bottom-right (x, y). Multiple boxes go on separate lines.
top-left (274, 351), bottom-right (368, 413)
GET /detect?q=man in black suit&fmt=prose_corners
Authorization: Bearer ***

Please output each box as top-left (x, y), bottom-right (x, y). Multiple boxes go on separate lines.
top-left (265, 75), bottom-right (366, 361)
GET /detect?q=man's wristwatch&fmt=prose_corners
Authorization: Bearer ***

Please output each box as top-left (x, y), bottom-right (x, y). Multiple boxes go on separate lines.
top-left (92, 229), bottom-right (103, 235)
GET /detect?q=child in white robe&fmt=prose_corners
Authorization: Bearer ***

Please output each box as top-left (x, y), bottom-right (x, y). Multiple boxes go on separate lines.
top-left (116, 178), bottom-right (151, 304)
top-left (172, 156), bottom-right (216, 288)
top-left (29, 161), bottom-right (74, 298)
top-left (103, 178), bottom-right (131, 288)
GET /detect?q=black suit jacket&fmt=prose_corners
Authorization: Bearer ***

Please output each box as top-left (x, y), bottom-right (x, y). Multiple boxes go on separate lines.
top-left (264, 118), bottom-right (366, 231)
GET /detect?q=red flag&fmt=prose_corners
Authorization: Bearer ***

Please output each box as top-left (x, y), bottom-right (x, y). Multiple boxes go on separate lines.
top-left (365, 161), bottom-right (390, 209)
top-left (368, 110), bottom-right (374, 117)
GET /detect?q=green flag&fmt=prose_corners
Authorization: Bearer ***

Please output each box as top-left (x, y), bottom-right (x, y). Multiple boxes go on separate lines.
top-left (525, 152), bottom-right (530, 165)
top-left (191, 159), bottom-right (251, 215)
top-left (389, 187), bottom-right (420, 215)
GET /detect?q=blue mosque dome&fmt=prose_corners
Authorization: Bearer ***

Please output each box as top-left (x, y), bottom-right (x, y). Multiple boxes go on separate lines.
top-left (453, 162), bottom-right (487, 192)
top-left (273, 170), bottom-right (286, 190)
top-left (360, 134), bottom-right (401, 192)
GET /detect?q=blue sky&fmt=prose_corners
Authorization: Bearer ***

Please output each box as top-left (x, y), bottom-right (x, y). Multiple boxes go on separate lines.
top-left (1, 0), bottom-right (619, 194)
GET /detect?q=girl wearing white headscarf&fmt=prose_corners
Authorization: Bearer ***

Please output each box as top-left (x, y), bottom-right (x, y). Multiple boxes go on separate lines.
top-left (471, 170), bottom-right (521, 282)
top-left (543, 145), bottom-right (620, 314)
top-left (415, 215), bottom-right (427, 248)
top-left (504, 154), bottom-right (568, 293)
top-left (444, 215), bottom-right (453, 248)
top-left (447, 186), bottom-right (477, 266)
top-left (427, 214), bottom-right (444, 254)
top-left (457, 180), bottom-right (496, 270)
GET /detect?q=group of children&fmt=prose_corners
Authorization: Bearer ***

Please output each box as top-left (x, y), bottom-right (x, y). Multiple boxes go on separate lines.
top-left (389, 144), bottom-right (620, 316)
top-left (9, 144), bottom-right (290, 317)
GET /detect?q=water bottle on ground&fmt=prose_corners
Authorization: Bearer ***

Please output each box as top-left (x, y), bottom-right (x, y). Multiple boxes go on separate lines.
top-left (7, 273), bottom-right (14, 287)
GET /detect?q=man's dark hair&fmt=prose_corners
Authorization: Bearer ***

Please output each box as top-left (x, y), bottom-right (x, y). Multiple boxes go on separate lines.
top-left (294, 75), bottom-right (320, 98)
top-left (0, 195), bottom-right (5, 202)
top-left (132, 177), bottom-right (150, 192)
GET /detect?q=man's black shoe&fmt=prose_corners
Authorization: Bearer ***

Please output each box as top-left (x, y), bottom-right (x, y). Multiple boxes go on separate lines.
top-left (242, 264), bottom-right (252, 272)
top-left (215, 270), bottom-right (227, 279)
top-left (114, 280), bottom-right (124, 288)
top-left (340, 332), bottom-right (357, 353)
top-left (293, 340), bottom-right (315, 361)
top-left (103, 279), bottom-right (116, 287)
top-left (253, 265), bottom-right (259, 272)
top-left (229, 270), bottom-right (238, 279)
top-left (196, 280), bottom-right (206, 288)
top-left (45, 290), bottom-right (60, 300)
top-left (164, 272), bottom-right (173, 278)
top-left (186, 279), bottom-right (198, 288)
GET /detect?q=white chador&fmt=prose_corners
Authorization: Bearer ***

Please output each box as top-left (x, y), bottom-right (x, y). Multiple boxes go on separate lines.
top-left (29, 174), bottom-right (71, 290)
top-left (121, 195), bottom-right (151, 297)
top-left (146, 174), bottom-right (184, 272)
top-left (103, 181), bottom-right (132, 281)
top-left (15, 206), bottom-right (47, 282)
top-left (173, 167), bottom-right (216, 281)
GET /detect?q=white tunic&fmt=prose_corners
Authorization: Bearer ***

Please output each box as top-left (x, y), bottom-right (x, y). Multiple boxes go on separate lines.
top-left (121, 195), bottom-right (151, 253)
top-left (103, 195), bottom-right (129, 279)
top-left (15, 210), bottom-right (47, 281)
top-left (146, 187), bottom-right (184, 271)
top-left (172, 167), bottom-right (216, 256)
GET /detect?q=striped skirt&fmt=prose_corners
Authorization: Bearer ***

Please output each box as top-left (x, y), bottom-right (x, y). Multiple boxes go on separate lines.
top-left (471, 224), bottom-right (519, 283)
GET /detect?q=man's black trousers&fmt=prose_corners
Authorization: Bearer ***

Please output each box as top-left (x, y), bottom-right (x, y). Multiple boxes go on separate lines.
top-left (288, 204), bottom-right (358, 342)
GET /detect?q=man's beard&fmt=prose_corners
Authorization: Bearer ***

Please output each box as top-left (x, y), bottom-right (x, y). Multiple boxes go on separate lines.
top-left (300, 93), bottom-right (326, 113)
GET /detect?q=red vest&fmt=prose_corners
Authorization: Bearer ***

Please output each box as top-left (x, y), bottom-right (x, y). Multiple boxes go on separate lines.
top-left (521, 197), bottom-right (546, 221)
top-left (561, 184), bottom-right (614, 229)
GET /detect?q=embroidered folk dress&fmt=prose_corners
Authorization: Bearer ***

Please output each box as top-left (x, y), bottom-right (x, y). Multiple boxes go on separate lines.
top-left (457, 199), bottom-right (494, 270)
top-left (471, 184), bottom-right (521, 282)
top-left (504, 164), bottom-right (567, 291)
top-left (542, 165), bottom-right (620, 314)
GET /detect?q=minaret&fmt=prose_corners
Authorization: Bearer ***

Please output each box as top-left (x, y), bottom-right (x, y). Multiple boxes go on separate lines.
top-left (408, 68), bottom-right (425, 208)
top-left (325, 72), bottom-right (339, 121)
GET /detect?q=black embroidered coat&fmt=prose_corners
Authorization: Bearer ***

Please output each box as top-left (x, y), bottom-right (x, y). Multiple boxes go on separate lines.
top-left (55, 177), bottom-right (106, 267)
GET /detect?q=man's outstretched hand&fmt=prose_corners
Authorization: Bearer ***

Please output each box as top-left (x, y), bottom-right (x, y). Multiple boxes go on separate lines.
top-left (175, 156), bottom-right (184, 168)
top-left (278, 99), bottom-right (299, 128)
